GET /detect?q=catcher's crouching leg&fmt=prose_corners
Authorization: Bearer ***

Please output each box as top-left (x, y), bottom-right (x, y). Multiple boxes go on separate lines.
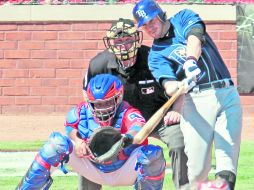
top-left (16, 132), bottom-right (73, 190)
top-left (134, 145), bottom-right (166, 190)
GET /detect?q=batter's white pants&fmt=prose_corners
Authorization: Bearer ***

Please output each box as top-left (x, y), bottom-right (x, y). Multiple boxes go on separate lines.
top-left (180, 86), bottom-right (242, 183)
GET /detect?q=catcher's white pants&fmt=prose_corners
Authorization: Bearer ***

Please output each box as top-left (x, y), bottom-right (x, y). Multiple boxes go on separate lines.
top-left (68, 147), bottom-right (140, 186)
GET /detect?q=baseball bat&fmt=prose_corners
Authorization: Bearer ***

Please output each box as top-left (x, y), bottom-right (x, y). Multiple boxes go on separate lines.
top-left (133, 85), bottom-right (185, 144)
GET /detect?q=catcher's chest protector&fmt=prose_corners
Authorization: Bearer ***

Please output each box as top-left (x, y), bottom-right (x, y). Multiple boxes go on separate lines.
top-left (77, 103), bottom-right (126, 139)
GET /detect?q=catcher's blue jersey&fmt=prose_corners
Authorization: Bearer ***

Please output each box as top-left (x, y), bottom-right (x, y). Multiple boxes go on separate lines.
top-left (148, 9), bottom-right (231, 85)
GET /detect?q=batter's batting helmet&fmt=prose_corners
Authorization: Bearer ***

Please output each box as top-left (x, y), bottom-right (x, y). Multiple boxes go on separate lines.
top-left (86, 74), bottom-right (123, 126)
top-left (133, 0), bottom-right (166, 28)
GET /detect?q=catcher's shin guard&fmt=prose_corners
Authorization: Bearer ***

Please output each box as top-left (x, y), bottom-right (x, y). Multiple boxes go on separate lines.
top-left (215, 170), bottom-right (236, 190)
top-left (16, 132), bottom-right (73, 190)
top-left (134, 145), bottom-right (166, 190)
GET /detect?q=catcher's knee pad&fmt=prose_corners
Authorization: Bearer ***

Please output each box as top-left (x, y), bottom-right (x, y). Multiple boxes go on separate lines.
top-left (134, 145), bottom-right (166, 190)
top-left (215, 170), bottom-right (236, 190)
top-left (16, 132), bottom-right (73, 190)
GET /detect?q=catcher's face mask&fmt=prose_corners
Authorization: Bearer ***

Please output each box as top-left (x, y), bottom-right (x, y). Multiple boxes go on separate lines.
top-left (103, 18), bottom-right (143, 70)
top-left (88, 94), bottom-right (122, 126)
top-left (86, 74), bottom-right (124, 127)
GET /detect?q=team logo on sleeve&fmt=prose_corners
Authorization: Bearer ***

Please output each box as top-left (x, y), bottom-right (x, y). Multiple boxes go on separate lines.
top-left (128, 112), bottom-right (145, 122)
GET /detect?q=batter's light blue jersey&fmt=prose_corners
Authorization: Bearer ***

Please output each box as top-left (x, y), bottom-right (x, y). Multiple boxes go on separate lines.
top-left (148, 9), bottom-right (231, 85)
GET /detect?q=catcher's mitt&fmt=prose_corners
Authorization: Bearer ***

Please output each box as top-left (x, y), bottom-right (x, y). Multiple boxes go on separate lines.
top-left (88, 127), bottom-right (132, 164)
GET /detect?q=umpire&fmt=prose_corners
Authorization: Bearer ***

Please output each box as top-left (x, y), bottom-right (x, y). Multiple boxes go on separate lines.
top-left (81, 18), bottom-right (189, 190)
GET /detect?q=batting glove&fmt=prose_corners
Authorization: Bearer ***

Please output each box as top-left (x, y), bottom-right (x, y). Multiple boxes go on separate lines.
top-left (179, 78), bottom-right (196, 93)
top-left (183, 57), bottom-right (201, 81)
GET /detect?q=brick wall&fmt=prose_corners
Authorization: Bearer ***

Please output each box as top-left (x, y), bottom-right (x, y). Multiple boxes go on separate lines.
top-left (0, 21), bottom-right (253, 116)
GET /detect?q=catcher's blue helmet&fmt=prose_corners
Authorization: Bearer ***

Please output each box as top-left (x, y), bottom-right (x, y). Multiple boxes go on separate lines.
top-left (87, 74), bottom-right (123, 100)
top-left (86, 74), bottom-right (123, 125)
top-left (132, 0), bottom-right (165, 28)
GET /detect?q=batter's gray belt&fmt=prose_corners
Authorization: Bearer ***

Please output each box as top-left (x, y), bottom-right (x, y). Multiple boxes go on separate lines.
top-left (191, 79), bottom-right (234, 93)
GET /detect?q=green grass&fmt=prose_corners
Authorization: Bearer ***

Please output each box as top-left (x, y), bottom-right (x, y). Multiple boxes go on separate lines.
top-left (0, 140), bottom-right (253, 189)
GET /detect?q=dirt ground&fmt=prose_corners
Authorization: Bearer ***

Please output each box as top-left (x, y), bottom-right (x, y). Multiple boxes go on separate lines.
top-left (0, 113), bottom-right (253, 141)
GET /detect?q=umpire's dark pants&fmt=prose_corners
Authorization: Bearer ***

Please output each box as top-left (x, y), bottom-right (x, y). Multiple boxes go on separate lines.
top-left (78, 123), bottom-right (188, 190)
top-left (151, 123), bottom-right (189, 189)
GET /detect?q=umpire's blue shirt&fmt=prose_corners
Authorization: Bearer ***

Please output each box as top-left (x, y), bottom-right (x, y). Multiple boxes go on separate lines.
top-left (148, 9), bottom-right (231, 85)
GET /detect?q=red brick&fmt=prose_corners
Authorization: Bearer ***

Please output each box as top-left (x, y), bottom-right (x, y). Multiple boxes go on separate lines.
top-left (42, 96), bottom-right (68, 105)
top-left (32, 32), bottom-right (58, 40)
top-left (0, 60), bottom-right (16, 68)
top-left (68, 78), bottom-right (83, 87)
top-left (15, 78), bottom-right (42, 87)
top-left (0, 24), bottom-right (17, 31)
top-left (45, 41), bottom-right (72, 50)
top-left (0, 41), bottom-right (17, 49)
top-left (44, 24), bottom-right (71, 31)
top-left (69, 96), bottom-right (83, 105)
top-left (0, 50), bottom-right (3, 58)
top-left (72, 23), bottom-right (98, 31)
top-left (0, 96), bottom-right (15, 105)
top-left (220, 31), bottom-right (237, 40)
top-left (97, 22), bottom-right (112, 30)
top-left (6, 32), bottom-right (31, 40)
top-left (216, 41), bottom-right (232, 50)
top-left (19, 24), bottom-right (44, 31)
top-left (5, 50), bottom-right (30, 59)
top-left (58, 50), bottom-right (84, 59)
top-left (0, 32), bottom-right (4, 40)
top-left (43, 60), bottom-right (70, 69)
top-left (3, 87), bottom-right (29, 96)
top-left (70, 59), bottom-right (88, 69)
top-left (84, 50), bottom-right (101, 59)
top-left (85, 31), bottom-right (105, 40)
top-left (30, 69), bottom-right (55, 78)
top-left (220, 50), bottom-right (237, 60)
top-left (59, 32), bottom-right (86, 40)
top-left (207, 31), bottom-right (219, 40)
top-left (230, 60), bottom-right (237, 68)
top-left (2, 105), bottom-right (28, 114)
top-left (15, 96), bottom-right (41, 105)
top-left (72, 41), bottom-right (98, 50)
top-left (31, 50), bottom-right (57, 59)
top-left (3, 69), bottom-right (29, 78)
top-left (228, 68), bottom-right (237, 78)
top-left (231, 41), bottom-right (237, 50)
top-left (0, 79), bottom-right (15, 87)
top-left (17, 59), bottom-right (43, 69)
top-left (206, 24), bottom-right (234, 31)
top-left (29, 105), bottom-right (55, 113)
top-left (55, 105), bottom-right (72, 113)
top-left (19, 41), bottom-right (45, 50)
top-left (30, 87), bottom-right (56, 96)
top-left (98, 41), bottom-right (106, 50)
top-left (57, 86), bottom-right (81, 96)
top-left (42, 79), bottom-right (68, 87)
top-left (56, 69), bottom-right (83, 78)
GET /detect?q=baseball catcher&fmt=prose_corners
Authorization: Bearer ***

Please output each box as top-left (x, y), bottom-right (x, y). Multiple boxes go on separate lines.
top-left (16, 74), bottom-right (166, 190)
